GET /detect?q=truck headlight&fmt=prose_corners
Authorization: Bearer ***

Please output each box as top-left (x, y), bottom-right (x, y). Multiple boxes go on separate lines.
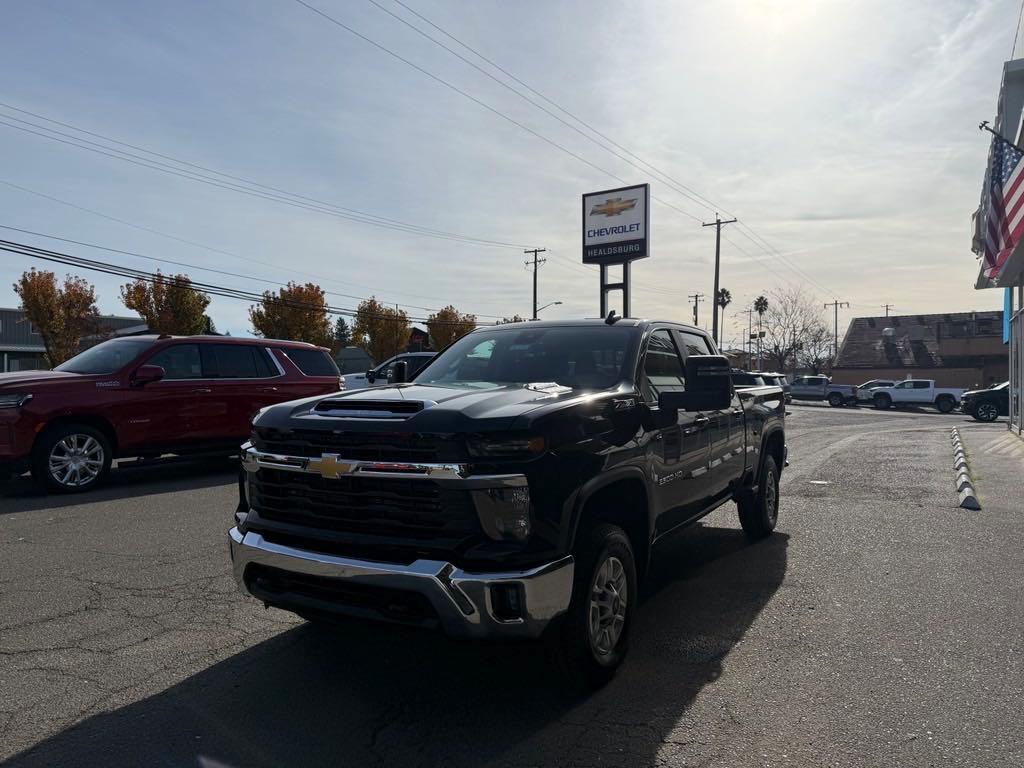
top-left (467, 434), bottom-right (546, 458)
top-left (0, 393), bottom-right (31, 409)
top-left (473, 486), bottom-right (532, 542)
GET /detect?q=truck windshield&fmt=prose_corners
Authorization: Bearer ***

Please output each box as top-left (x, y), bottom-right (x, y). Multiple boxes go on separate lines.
top-left (54, 338), bottom-right (155, 375)
top-left (415, 326), bottom-right (636, 390)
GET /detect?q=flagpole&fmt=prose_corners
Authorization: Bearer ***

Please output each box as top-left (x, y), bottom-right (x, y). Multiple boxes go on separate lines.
top-left (979, 120), bottom-right (1024, 152)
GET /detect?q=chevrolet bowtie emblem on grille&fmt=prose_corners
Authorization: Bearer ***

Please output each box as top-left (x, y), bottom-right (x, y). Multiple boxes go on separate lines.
top-left (590, 197), bottom-right (637, 217)
top-left (306, 454), bottom-right (354, 479)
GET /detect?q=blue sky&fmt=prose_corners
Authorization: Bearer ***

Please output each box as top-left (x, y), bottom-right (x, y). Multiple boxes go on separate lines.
top-left (0, 0), bottom-right (1018, 346)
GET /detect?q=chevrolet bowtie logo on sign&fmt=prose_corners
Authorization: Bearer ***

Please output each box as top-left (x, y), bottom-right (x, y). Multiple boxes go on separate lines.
top-left (306, 454), bottom-right (354, 479)
top-left (590, 197), bottom-right (638, 217)
top-left (582, 183), bottom-right (649, 265)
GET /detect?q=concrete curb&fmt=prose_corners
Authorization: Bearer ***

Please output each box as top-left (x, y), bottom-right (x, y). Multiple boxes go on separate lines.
top-left (950, 428), bottom-right (981, 510)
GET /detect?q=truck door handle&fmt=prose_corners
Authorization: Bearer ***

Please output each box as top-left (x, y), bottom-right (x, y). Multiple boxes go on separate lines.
top-left (694, 415), bottom-right (710, 427)
top-left (192, 388), bottom-right (212, 394)
top-left (262, 386), bottom-right (278, 392)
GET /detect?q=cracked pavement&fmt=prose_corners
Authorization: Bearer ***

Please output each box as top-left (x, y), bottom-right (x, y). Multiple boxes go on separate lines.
top-left (1, 408), bottom-right (1022, 767)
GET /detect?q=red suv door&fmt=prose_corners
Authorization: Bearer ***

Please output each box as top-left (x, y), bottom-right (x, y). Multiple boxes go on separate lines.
top-left (198, 342), bottom-right (286, 444)
top-left (118, 342), bottom-right (212, 451)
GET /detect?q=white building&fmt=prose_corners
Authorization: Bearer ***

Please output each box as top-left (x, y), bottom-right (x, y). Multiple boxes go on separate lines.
top-left (972, 58), bottom-right (1024, 437)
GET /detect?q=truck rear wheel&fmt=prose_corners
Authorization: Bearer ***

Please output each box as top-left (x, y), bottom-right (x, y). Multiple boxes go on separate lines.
top-left (738, 456), bottom-right (780, 540)
top-left (550, 523), bottom-right (637, 689)
top-left (935, 395), bottom-right (956, 414)
top-left (827, 393), bottom-right (844, 407)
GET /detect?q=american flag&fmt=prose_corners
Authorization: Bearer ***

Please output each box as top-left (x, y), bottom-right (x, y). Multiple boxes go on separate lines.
top-left (982, 132), bottom-right (1024, 279)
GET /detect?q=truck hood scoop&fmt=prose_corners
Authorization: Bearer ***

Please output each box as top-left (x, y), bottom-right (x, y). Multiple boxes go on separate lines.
top-left (313, 399), bottom-right (426, 419)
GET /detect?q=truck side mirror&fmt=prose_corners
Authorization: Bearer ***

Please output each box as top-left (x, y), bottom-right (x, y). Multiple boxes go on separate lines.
top-left (391, 360), bottom-right (409, 384)
top-left (365, 369), bottom-right (375, 383)
top-left (658, 355), bottom-right (732, 413)
top-left (132, 364), bottom-right (166, 386)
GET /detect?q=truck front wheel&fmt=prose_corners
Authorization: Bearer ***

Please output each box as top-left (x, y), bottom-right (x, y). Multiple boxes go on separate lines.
top-left (827, 392), bottom-right (844, 407)
top-left (738, 456), bottom-right (780, 540)
top-left (873, 393), bottom-right (892, 410)
top-left (551, 523), bottom-right (637, 689)
top-left (935, 395), bottom-right (956, 414)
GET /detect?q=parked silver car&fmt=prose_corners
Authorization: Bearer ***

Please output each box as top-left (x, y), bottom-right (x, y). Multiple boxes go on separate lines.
top-left (340, 352), bottom-right (436, 390)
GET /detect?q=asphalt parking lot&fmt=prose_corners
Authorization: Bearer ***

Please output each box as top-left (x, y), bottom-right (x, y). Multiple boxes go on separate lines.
top-left (2, 406), bottom-right (1022, 767)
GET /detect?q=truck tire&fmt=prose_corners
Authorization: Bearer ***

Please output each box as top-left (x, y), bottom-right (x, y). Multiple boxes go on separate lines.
top-left (550, 523), bottom-right (637, 689)
top-left (935, 395), bottom-right (956, 414)
top-left (974, 402), bottom-right (999, 422)
top-left (31, 424), bottom-right (112, 493)
top-left (738, 455), bottom-right (780, 540)
top-left (827, 392), bottom-right (844, 407)
top-left (873, 393), bottom-right (892, 410)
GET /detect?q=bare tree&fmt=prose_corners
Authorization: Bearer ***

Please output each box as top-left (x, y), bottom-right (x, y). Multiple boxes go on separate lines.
top-left (761, 285), bottom-right (828, 372)
top-left (797, 322), bottom-right (834, 374)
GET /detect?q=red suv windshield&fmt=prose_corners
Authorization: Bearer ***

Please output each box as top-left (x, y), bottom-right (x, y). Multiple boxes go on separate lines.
top-left (54, 338), bottom-right (155, 374)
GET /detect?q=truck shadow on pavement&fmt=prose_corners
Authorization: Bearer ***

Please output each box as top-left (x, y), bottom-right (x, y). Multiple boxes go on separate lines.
top-left (0, 456), bottom-right (238, 514)
top-left (5, 525), bottom-right (788, 768)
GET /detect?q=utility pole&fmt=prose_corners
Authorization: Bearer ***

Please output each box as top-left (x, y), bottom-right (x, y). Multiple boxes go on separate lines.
top-left (882, 303), bottom-right (895, 317)
top-left (688, 293), bottom-right (705, 326)
top-left (745, 306), bottom-right (754, 369)
top-left (524, 248), bottom-right (547, 320)
top-left (824, 299), bottom-right (851, 362)
top-left (702, 215), bottom-right (737, 346)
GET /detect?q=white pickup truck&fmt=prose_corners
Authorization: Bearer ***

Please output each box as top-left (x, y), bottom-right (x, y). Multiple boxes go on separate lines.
top-left (869, 379), bottom-right (964, 413)
top-left (789, 375), bottom-right (858, 407)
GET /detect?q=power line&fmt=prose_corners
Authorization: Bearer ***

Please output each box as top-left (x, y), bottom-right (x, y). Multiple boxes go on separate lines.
top-left (364, 0), bottom-right (842, 296)
top-left (1, 238), bottom-right (491, 326)
top-left (0, 107), bottom-right (533, 250)
top-left (0, 181), bottom-right (508, 316)
top-left (0, 223), bottom-right (507, 319)
top-left (288, 0), bottom-right (710, 227)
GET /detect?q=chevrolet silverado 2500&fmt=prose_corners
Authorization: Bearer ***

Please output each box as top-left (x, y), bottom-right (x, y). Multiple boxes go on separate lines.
top-left (228, 318), bottom-right (786, 685)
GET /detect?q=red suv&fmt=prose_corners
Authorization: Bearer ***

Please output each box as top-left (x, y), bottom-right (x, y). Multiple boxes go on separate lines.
top-left (0, 335), bottom-right (341, 492)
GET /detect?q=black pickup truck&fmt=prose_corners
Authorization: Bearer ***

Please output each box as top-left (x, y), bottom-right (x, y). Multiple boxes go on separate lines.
top-left (229, 318), bottom-right (785, 685)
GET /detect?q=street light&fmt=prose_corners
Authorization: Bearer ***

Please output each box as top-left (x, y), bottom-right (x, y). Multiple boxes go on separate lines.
top-left (536, 301), bottom-right (562, 314)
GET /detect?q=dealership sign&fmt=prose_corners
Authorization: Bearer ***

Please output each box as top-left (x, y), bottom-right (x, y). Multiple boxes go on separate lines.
top-left (582, 183), bottom-right (649, 265)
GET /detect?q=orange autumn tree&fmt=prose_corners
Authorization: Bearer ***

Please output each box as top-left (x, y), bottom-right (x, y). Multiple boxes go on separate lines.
top-left (121, 272), bottom-right (211, 335)
top-left (426, 305), bottom-right (476, 350)
top-left (352, 298), bottom-right (410, 364)
top-left (249, 281), bottom-right (333, 347)
top-left (14, 269), bottom-right (101, 366)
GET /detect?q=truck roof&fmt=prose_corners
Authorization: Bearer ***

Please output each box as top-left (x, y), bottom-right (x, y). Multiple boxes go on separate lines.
top-left (473, 318), bottom-right (707, 334)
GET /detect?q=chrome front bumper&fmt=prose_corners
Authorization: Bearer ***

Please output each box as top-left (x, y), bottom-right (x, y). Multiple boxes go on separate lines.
top-left (229, 528), bottom-right (574, 638)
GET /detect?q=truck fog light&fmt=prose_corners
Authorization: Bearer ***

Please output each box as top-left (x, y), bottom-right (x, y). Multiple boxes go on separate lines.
top-left (490, 583), bottom-right (525, 621)
top-left (474, 486), bottom-right (531, 542)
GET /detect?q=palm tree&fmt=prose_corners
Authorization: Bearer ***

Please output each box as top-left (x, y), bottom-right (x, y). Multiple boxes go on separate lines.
top-left (716, 288), bottom-right (732, 343)
top-left (753, 295), bottom-right (768, 370)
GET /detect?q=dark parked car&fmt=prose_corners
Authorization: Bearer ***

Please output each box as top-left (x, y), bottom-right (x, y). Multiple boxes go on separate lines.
top-left (759, 372), bottom-right (791, 403)
top-left (230, 318), bottom-right (786, 686)
top-left (730, 369), bottom-right (766, 388)
top-left (960, 381), bottom-right (1009, 422)
top-left (0, 335), bottom-right (341, 492)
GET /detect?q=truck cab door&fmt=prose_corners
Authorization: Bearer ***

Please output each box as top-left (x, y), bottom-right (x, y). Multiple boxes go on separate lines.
top-left (640, 329), bottom-right (712, 535)
top-left (675, 330), bottom-right (744, 501)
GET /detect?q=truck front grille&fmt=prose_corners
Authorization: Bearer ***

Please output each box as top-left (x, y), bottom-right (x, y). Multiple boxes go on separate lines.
top-left (250, 468), bottom-right (480, 540)
top-left (254, 427), bottom-right (461, 463)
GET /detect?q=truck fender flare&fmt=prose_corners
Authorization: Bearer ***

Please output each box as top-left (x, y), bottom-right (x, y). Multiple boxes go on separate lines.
top-left (562, 465), bottom-right (651, 554)
top-left (749, 425), bottom-right (785, 490)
